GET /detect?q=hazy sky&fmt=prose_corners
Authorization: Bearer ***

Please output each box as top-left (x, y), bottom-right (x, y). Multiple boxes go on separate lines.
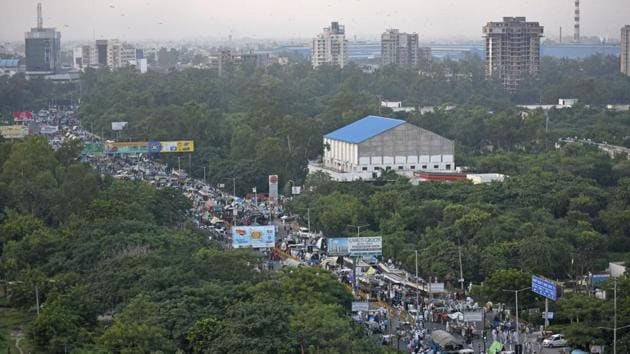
top-left (1, 0), bottom-right (628, 42)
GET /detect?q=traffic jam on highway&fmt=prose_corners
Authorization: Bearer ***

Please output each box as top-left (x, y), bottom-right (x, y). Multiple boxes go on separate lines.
top-left (24, 107), bottom-right (574, 354)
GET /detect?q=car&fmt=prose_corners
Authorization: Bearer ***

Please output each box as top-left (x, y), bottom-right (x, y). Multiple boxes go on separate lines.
top-left (543, 334), bottom-right (567, 348)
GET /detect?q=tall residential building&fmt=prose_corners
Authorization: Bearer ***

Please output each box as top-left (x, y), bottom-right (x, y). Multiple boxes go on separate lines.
top-left (381, 29), bottom-right (430, 67)
top-left (622, 25), bottom-right (630, 76)
top-left (25, 3), bottom-right (61, 75)
top-left (312, 22), bottom-right (348, 68)
top-left (483, 17), bottom-right (544, 92)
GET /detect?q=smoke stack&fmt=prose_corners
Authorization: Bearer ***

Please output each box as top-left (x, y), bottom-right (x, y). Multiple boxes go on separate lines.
top-left (37, 2), bottom-right (43, 29)
top-left (574, 0), bottom-right (580, 42)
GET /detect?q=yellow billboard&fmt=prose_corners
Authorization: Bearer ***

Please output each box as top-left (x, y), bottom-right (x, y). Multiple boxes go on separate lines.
top-left (0, 125), bottom-right (28, 139)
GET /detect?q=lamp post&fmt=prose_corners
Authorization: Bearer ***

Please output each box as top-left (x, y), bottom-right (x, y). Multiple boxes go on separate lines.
top-left (502, 287), bottom-right (530, 346)
top-left (597, 278), bottom-right (630, 354)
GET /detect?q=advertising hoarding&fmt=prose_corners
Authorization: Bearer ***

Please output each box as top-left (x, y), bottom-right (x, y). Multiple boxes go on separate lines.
top-left (111, 121), bottom-right (128, 130)
top-left (326, 237), bottom-right (382, 257)
top-left (147, 140), bottom-right (195, 153)
top-left (0, 125), bottom-right (28, 139)
top-left (351, 301), bottom-right (369, 312)
top-left (327, 237), bottom-right (349, 256)
top-left (82, 142), bottom-right (103, 155)
top-left (268, 175), bottom-right (279, 202)
top-left (13, 111), bottom-right (33, 122)
top-left (232, 225), bottom-right (275, 248)
top-left (106, 141), bottom-right (148, 154)
top-left (532, 275), bottom-right (558, 301)
top-left (347, 236), bottom-right (382, 257)
top-left (40, 124), bottom-right (59, 134)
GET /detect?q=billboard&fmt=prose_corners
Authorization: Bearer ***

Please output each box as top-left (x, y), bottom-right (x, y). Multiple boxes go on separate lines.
top-left (326, 237), bottom-right (382, 257)
top-left (351, 301), bottom-right (369, 312)
top-left (40, 124), bottom-right (59, 134)
top-left (82, 142), bottom-right (103, 155)
top-left (348, 236), bottom-right (382, 257)
top-left (0, 125), bottom-right (28, 139)
top-left (13, 111), bottom-right (33, 122)
top-left (269, 175), bottom-right (279, 202)
top-left (111, 121), bottom-right (128, 130)
top-left (327, 237), bottom-right (349, 256)
top-left (232, 225), bottom-right (276, 248)
top-left (291, 186), bottom-right (302, 195)
top-left (532, 275), bottom-right (558, 301)
top-left (147, 140), bottom-right (195, 153)
top-left (105, 141), bottom-right (148, 154)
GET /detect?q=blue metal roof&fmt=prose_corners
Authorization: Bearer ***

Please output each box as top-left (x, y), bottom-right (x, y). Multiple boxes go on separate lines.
top-left (324, 115), bottom-right (406, 144)
top-left (0, 59), bottom-right (19, 67)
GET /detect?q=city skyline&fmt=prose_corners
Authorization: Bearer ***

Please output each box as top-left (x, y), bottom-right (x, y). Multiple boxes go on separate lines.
top-left (1, 0), bottom-right (629, 42)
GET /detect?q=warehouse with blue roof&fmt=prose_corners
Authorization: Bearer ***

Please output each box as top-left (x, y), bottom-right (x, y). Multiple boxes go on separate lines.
top-left (310, 115), bottom-right (454, 181)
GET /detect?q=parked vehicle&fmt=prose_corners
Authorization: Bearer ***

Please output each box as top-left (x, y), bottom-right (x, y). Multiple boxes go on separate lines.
top-left (543, 334), bottom-right (567, 348)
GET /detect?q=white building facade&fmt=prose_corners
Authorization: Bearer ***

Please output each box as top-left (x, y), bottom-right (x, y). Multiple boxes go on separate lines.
top-left (312, 22), bottom-right (348, 68)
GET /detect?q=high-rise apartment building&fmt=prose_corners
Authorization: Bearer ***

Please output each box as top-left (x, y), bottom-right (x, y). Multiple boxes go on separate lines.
top-left (25, 3), bottom-right (61, 75)
top-left (622, 25), bottom-right (630, 76)
top-left (312, 22), bottom-right (348, 68)
top-left (381, 29), bottom-right (430, 67)
top-left (89, 39), bottom-right (138, 69)
top-left (483, 17), bottom-right (544, 92)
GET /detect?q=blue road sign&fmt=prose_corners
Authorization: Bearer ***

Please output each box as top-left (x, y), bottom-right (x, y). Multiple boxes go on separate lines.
top-left (532, 275), bottom-right (557, 301)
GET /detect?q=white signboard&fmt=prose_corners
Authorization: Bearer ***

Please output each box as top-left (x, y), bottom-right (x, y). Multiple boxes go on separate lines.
top-left (39, 124), bottom-right (59, 134)
top-left (268, 175), bottom-right (279, 202)
top-left (291, 186), bottom-right (301, 195)
top-left (428, 282), bottom-right (445, 293)
top-left (463, 311), bottom-right (483, 322)
top-left (351, 301), bottom-right (369, 312)
top-left (111, 121), bottom-right (128, 131)
top-left (347, 236), bottom-right (382, 257)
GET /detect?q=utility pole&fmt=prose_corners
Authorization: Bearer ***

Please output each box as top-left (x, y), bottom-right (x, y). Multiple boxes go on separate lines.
top-left (614, 277), bottom-right (617, 354)
top-left (458, 242), bottom-right (464, 292)
top-left (502, 287), bottom-right (530, 346)
top-left (307, 208), bottom-right (311, 234)
top-left (349, 224), bottom-right (369, 294)
top-left (35, 285), bottom-right (40, 316)
top-left (203, 166), bottom-right (206, 184)
top-left (415, 249), bottom-right (419, 324)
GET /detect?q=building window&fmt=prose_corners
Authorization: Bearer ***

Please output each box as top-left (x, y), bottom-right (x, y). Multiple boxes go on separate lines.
top-left (362, 167), bottom-right (368, 171)
top-left (422, 165), bottom-right (427, 169)
top-left (446, 164), bottom-right (451, 170)
top-left (398, 166), bottom-right (403, 170)
top-left (374, 167), bottom-right (380, 171)
top-left (434, 165), bottom-right (439, 169)
top-left (410, 166), bottom-right (416, 170)
top-left (385, 166), bottom-right (391, 171)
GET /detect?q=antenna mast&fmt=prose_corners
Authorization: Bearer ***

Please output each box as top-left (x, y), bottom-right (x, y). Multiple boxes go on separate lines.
top-left (37, 2), bottom-right (43, 29)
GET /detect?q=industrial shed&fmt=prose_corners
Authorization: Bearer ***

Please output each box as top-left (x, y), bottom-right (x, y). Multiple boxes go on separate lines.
top-left (311, 115), bottom-right (454, 181)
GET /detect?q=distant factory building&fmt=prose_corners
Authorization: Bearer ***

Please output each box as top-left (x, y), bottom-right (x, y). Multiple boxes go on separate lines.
top-left (309, 115), bottom-right (454, 181)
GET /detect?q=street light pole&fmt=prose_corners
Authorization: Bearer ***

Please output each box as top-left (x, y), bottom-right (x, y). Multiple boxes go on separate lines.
top-left (415, 249), bottom-right (419, 324)
top-left (502, 287), bottom-right (530, 345)
top-left (348, 224), bottom-right (369, 294)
